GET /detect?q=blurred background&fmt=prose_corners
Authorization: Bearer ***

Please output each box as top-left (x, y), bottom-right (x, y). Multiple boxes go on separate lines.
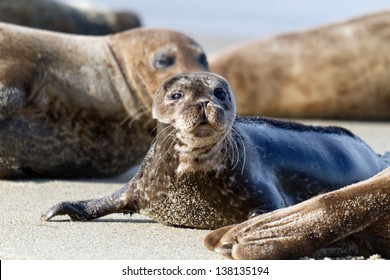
top-left (59, 0), bottom-right (390, 53)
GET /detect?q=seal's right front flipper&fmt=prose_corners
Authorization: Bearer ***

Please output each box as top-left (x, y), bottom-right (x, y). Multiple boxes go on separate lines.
top-left (42, 184), bottom-right (138, 221)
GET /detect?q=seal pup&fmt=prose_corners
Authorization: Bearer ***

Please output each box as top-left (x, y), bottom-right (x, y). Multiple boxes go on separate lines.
top-left (210, 10), bottom-right (390, 120)
top-left (42, 72), bottom-right (390, 239)
top-left (0, 24), bottom-right (208, 178)
top-left (205, 167), bottom-right (390, 259)
top-left (0, 0), bottom-right (141, 35)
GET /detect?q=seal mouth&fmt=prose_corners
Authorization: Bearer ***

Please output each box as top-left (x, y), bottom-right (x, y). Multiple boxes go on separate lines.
top-left (192, 122), bottom-right (218, 138)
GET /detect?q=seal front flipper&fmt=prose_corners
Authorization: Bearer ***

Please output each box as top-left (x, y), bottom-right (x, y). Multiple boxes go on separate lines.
top-left (205, 168), bottom-right (390, 259)
top-left (42, 183), bottom-right (138, 221)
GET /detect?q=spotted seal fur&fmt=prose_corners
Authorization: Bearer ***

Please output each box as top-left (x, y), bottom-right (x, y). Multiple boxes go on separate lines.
top-left (0, 24), bottom-right (208, 178)
top-left (42, 72), bottom-right (390, 257)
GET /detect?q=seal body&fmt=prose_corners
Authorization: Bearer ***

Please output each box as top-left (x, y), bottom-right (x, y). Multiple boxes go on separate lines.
top-left (210, 11), bottom-right (390, 120)
top-left (0, 24), bottom-right (208, 178)
top-left (42, 73), bottom-right (390, 232)
top-left (0, 0), bottom-right (141, 35)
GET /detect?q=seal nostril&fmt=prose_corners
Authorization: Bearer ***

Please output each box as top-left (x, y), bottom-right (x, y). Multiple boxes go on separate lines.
top-left (200, 101), bottom-right (210, 109)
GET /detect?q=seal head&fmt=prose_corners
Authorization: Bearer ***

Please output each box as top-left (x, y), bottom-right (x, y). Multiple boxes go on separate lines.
top-left (153, 73), bottom-right (235, 147)
top-left (152, 72), bottom-right (236, 175)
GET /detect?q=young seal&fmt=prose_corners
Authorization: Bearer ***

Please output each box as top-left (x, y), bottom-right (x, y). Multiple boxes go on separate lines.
top-left (210, 10), bottom-right (390, 120)
top-left (0, 23), bottom-right (208, 178)
top-left (42, 72), bottom-right (390, 258)
top-left (0, 0), bottom-right (141, 35)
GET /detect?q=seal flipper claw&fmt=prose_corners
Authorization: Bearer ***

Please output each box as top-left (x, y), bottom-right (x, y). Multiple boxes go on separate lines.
top-left (204, 224), bottom-right (235, 250)
top-left (42, 200), bottom-right (96, 221)
top-left (42, 184), bottom-right (136, 221)
top-left (214, 243), bottom-right (234, 259)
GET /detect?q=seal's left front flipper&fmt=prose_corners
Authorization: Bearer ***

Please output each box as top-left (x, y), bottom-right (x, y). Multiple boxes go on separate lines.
top-left (42, 184), bottom-right (137, 221)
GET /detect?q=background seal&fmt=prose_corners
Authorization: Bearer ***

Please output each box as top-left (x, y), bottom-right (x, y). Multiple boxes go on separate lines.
top-left (210, 11), bottom-right (390, 120)
top-left (0, 0), bottom-right (141, 35)
top-left (0, 24), bottom-right (208, 178)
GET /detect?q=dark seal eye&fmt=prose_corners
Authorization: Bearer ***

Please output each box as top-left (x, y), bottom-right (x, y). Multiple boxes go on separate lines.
top-left (214, 87), bottom-right (227, 101)
top-left (169, 91), bottom-right (183, 101)
top-left (153, 54), bottom-right (176, 69)
top-left (198, 53), bottom-right (208, 69)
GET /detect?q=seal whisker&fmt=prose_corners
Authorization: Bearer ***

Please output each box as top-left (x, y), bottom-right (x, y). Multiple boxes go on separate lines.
top-left (232, 127), bottom-right (247, 175)
top-left (150, 124), bottom-right (176, 147)
top-left (229, 133), bottom-right (241, 173)
top-left (149, 125), bottom-right (159, 138)
top-left (220, 140), bottom-right (230, 163)
top-left (120, 115), bottom-right (132, 126)
top-left (157, 125), bottom-right (176, 143)
top-left (127, 109), bottom-right (150, 127)
top-left (154, 129), bottom-right (178, 169)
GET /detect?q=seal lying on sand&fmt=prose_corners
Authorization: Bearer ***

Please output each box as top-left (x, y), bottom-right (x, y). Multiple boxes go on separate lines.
top-left (0, 0), bottom-right (141, 35)
top-left (42, 72), bottom-right (390, 258)
top-left (0, 23), bottom-right (208, 178)
top-left (210, 10), bottom-right (390, 120)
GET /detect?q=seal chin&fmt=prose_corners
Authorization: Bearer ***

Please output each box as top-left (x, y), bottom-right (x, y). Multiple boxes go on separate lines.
top-left (192, 123), bottom-right (218, 138)
top-left (178, 128), bottom-right (223, 149)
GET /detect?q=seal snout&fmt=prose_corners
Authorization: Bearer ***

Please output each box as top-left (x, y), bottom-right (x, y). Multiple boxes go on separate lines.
top-left (189, 100), bottom-right (226, 136)
top-left (198, 100), bottom-right (210, 124)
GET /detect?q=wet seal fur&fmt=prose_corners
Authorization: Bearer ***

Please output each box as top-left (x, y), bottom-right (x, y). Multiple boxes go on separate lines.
top-left (42, 72), bottom-right (390, 258)
top-left (0, 0), bottom-right (141, 35)
top-left (210, 10), bottom-right (390, 120)
top-left (0, 23), bottom-right (208, 178)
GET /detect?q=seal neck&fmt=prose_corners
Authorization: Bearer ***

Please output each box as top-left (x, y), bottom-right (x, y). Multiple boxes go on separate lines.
top-left (105, 41), bottom-right (149, 119)
top-left (155, 122), bottom-right (234, 175)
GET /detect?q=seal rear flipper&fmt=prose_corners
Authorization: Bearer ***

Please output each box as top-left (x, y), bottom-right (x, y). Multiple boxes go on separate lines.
top-left (41, 184), bottom-right (136, 221)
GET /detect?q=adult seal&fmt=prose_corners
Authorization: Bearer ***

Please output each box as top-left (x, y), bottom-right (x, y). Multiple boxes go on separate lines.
top-left (42, 73), bottom-right (390, 258)
top-left (0, 0), bottom-right (141, 35)
top-left (0, 23), bottom-right (208, 178)
top-left (210, 10), bottom-right (390, 120)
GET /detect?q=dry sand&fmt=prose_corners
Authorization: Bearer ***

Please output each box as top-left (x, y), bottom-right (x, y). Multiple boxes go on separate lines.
top-left (1, 120), bottom-right (390, 260)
